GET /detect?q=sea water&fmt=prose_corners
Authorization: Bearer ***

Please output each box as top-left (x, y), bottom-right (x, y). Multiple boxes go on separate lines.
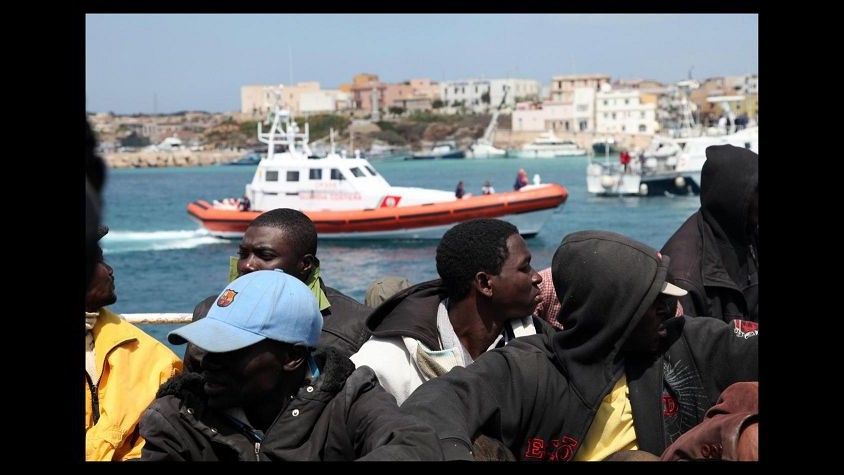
top-left (101, 155), bottom-right (699, 353)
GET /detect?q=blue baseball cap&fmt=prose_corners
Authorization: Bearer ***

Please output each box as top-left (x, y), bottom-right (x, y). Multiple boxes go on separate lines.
top-left (168, 269), bottom-right (322, 352)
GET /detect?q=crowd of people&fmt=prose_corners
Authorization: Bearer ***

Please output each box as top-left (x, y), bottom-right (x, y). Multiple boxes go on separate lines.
top-left (86, 116), bottom-right (758, 462)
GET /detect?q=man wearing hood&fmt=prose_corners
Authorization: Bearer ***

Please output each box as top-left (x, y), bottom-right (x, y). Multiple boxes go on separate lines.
top-left (661, 144), bottom-right (759, 322)
top-left (396, 230), bottom-right (758, 461)
top-left (350, 218), bottom-right (551, 406)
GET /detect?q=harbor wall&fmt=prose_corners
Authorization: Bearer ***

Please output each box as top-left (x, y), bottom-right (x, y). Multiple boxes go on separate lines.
top-left (103, 150), bottom-right (243, 169)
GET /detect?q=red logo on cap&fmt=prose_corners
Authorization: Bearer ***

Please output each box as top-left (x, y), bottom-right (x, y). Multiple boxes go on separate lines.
top-left (217, 289), bottom-right (238, 307)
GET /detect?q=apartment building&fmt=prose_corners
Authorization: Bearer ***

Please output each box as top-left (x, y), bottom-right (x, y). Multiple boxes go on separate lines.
top-left (511, 86), bottom-right (595, 132)
top-left (594, 84), bottom-right (659, 135)
top-left (550, 74), bottom-right (611, 102)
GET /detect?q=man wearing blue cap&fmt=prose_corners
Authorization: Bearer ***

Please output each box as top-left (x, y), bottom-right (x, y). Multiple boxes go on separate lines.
top-left (139, 270), bottom-right (442, 461)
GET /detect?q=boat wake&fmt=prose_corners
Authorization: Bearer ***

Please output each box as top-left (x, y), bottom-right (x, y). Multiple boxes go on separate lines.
top-left (101, 229), bottom-right (229, 254)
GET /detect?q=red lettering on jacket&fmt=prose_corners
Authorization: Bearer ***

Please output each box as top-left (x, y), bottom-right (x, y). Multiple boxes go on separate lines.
top-left (663, 394), bottom-right (679, 416)
top-left (524, 438), bottom-right (545, 459)
top-left (548, 436), bottom-right (579, 462)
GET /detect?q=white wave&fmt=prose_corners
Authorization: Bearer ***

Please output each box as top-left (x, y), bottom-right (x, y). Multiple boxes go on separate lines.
top-left (102, 229), bottom-right (229, 253)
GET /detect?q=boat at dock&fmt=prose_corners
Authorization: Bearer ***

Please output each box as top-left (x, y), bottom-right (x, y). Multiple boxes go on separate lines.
top-left (508, 131), bottom-right (588, 158)
top-left (187, 104), bottom-right (568, 239)
top-left (586, 94), bottom-right (758, 197)
top-left (586, 125), bottom-right (758, 197)
top-left (408, 141), bottom-right (466, 160)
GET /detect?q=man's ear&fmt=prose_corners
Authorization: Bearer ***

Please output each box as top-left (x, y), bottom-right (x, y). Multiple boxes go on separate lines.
top-left (300, 254), bottom-right (316, 280)
top-left (284, 346), bottom-right (307, 372)
top-left (474, 271), bottom-right (494, 298)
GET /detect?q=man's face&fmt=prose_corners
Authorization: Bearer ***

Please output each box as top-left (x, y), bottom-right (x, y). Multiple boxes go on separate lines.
top-left (200, 339), bottom-right (292, 410)
top-left (237, 226), bottom-right (304, 281)
top-left (622, 294), bottom-right (678, 355)
top-left (488, 234), bottom-right (543, 319)
top-left (85, 247), bottom-right (116, 311)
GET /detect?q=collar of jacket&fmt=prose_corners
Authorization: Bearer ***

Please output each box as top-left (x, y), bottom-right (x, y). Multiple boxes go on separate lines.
top-left (365, 279), bottom-right (447, 350)
top-left (91, 308), bottom-right (139, 381)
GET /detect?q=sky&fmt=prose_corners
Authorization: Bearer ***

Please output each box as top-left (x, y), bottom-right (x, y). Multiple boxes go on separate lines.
top-left (85, 14), bottom-right (758, 115)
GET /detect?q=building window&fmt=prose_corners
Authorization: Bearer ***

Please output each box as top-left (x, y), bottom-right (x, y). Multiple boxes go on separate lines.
top-left (603, 100), bottom-right (608, 106)
top-left (287, 171), bottom-right (300, 182)
top-left (612, 113), bottom-right (616, 120)
top-left (625, 99), bottom-right (629, 105)
top-left (309, 169), bottom-right (322, 180)
top-left (639, 124), bottom-right (647, 132)
top-left (640, 111), bottom-right (645, 118)
top-left (265, 170), bottom-right (278, 182)
top-left (580, 120), bottom-right (588, 131)
top-left (331, 169), bottom-right (345, 180)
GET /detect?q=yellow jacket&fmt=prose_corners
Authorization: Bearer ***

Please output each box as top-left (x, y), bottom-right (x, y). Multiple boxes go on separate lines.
top-left (85, 308), bottom-right (183, 461)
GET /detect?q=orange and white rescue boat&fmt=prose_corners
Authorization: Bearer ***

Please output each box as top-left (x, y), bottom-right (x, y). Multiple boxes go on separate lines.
top-left (187, 103), bottom-right (568, 239)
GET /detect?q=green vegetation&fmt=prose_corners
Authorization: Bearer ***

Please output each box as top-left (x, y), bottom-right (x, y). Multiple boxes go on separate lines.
top-left (370, 129), bottom-right (405, 145)
top-left (294, 114), bottom-right (350, 140)
top-left (407, 110), bottom-right (463, 124)
top-left (120, 132), bottom-right (150, 147)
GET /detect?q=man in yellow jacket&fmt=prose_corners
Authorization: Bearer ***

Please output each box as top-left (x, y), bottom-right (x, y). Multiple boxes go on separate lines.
top-left (85, 225), bottom-right (183, 461)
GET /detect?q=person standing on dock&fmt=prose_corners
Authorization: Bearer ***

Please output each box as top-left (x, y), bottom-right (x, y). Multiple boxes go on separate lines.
top-left (85, 224), bottom-right (183, 461)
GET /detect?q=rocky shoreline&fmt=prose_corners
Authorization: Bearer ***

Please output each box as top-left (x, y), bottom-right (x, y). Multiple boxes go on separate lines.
top-left (103, 150), bottom-right (244, 169)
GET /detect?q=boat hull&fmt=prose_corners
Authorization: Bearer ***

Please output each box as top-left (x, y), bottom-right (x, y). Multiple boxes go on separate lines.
top-left (508, 148), bottom-right (587, 159)
top-left (407, 150), bottom-right (466, 160)
top-left (592, 143), bottom-right (619, 155)
top-left (586, 171), bottom-right (701, 197)
top-left (187, 184), bottom-right (568, 239)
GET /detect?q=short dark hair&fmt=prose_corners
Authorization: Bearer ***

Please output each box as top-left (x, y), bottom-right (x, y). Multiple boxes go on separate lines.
top-left (436, 218), bottom-right (518, 300)
top-left (250, 208), bottom-right (318, 258)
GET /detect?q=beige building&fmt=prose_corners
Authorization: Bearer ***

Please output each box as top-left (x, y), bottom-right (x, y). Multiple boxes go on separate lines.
top-left (383, 79), bottom-right (440, 112)
top-left (511, 86), bottom-right (595, 133)
top-left (347, 74), bottom-right (388, 114)
top-left (550, 74), bottom-right (611, 102)
top-left (241, 82), bottom-right (353, 117)
top-left (595, 85), bottom-right (659, 135)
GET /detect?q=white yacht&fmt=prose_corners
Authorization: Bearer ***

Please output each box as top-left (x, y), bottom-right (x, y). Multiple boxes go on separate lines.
top-left (509, 131), bottom-right (588, 158)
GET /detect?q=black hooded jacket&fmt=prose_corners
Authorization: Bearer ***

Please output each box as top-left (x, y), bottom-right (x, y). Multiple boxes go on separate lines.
top-left (398, 230), bottom-right (757, 461)
top-left (365, 278), bottom-right (556, 349)
top-left (139, 348), bottom-right (442, 461)
top-left (662, 144), bottom-right (759, 322)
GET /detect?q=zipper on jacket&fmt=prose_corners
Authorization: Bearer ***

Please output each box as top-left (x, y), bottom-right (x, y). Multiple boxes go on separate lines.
top-left (85, 373), bottom-right (100, 425)
top-left (85, 337), bottom-right (133, 426)
top-left (254, 442), bottom-right (261, 461)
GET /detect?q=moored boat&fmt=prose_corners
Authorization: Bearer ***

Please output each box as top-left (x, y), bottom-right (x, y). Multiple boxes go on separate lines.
top-left (586, 126), bottom-right (758, 197)
top-left (508, 131), bottom-right (587, 158)
top-left (409, 141), bottom-right (466, 160)
top-left (187, 103), bottom-right (568, 239)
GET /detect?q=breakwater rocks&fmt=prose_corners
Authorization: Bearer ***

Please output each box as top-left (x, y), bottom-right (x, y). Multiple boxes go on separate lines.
top-left (103, 150), bottom-right (244, 169)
